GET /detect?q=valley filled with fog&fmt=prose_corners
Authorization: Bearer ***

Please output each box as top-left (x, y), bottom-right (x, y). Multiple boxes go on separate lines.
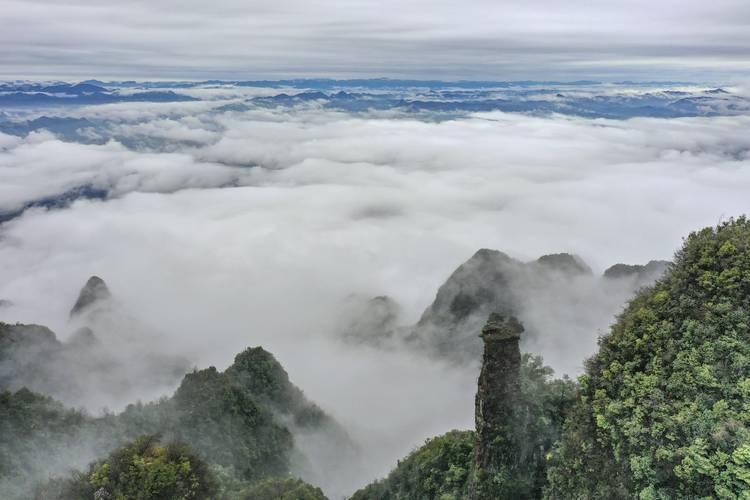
top-left (2, 80), bottom-right (750, 495)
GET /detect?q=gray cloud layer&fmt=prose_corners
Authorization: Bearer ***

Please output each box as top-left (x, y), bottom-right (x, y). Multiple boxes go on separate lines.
top-left (1, 0), bottom-right (750, 80)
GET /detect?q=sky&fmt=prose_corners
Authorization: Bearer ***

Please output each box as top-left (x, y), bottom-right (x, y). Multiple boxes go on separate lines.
top-left (1, 0), bottom-right (750, 80)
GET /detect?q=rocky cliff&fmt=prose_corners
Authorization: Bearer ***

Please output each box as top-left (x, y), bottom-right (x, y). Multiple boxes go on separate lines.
top-left (473, 313), bottom-right (523, 470)
top-left (471, 312), bottom-right (526, 499)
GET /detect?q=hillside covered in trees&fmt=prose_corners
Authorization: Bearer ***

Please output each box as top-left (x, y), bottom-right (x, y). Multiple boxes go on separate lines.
top-left (0, 322), bottom-right (356, 499)
top-left (545, 217), bottom-right (750, 498)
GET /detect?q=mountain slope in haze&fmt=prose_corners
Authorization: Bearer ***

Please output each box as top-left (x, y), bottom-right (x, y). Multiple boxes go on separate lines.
top-left (0, 278), bottom-right (359, 499)
top-left (0, 343), bottom-right (350, 499)
top-left (341, 249), bottom-right (669, 371)
top-left (69, 275), bottom-right (111, 317)
top-left (0, 389), bottom-right (90, 499)
top-left (0, 276), bottom-right (190, 410)
top-left (602, 259), bottom-right (671, 286)
top-left (411, 249), bottom-right (669, 364)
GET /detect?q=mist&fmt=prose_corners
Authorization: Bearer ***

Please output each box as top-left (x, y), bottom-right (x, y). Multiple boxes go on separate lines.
top-left (1, 91), bottom-right (750, 496)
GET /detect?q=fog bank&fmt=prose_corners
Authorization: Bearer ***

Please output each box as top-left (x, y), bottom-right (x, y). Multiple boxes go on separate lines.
top-left (1, 102), bottom-right (749, 493)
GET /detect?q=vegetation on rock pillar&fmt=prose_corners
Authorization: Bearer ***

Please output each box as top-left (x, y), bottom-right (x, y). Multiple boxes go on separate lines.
top-left (351, 312), bottom-right (575, 500)
top-left (471, 313), bottom-right (530, 499)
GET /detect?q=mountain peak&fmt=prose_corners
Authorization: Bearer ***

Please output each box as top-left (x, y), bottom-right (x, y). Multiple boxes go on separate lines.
top-left (535, 253), bottom-right (592, 275)
top-left (70, 275), bottom-right (111, 317)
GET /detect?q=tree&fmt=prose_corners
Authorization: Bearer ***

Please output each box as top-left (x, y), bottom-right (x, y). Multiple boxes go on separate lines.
top-left (239, 477), bottom-right (328, 500)
top-left (57, 435), bottom-right (217, 500)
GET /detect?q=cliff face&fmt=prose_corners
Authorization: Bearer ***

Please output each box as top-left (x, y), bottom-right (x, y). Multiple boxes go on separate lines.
top-left (473, 313), bottom-right (524, 488)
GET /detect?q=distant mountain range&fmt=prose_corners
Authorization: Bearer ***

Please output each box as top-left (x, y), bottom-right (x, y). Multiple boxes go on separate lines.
top-left (0, 82), bottom-right (197, 106)
top-left (243, 87), bottom-right (749, 119)
top-left (1, 79), bottom-right (747, 119)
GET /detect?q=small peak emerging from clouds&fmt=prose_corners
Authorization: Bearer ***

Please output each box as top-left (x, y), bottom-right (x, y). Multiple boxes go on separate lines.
top-left (70, 276), bottom-right (111, 317)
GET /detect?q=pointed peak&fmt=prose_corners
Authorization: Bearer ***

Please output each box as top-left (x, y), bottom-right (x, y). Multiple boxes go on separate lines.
top-left (70, 275), bottom-right (111, 317)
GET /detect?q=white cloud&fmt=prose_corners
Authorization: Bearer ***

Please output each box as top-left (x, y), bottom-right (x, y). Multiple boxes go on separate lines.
top-left (2, 104), bottom-right (750, 493)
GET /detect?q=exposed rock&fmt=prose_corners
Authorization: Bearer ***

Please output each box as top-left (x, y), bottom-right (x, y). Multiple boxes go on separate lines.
top-left (410, 249), bottom-right (592, 363)
top-left (418, 249), bottom-right (517, 327)
top-left (412, 249), bottom-right (521, 360)
top-left (70, 276), bottom-right (111, 317)
top-left (472, 313), bottom-right (524, 492)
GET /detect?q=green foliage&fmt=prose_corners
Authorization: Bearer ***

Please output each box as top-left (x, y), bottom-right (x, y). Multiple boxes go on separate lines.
top-left (473, 354), bottom-right (577, 499)
top-left (546, 217), bottom-right (750, 499)
top-left (238, 476), bottom-right (328, 500)
top-left (134, 463), bottom-right (328, 500)
top-left (169, 366), bottom-right (293, 480)
top-left (0, 388), bottom-right (89, 498)
top-left (106, 347), bottom-right (329, 484)
top-left (226, 347), bottom-right (330, 429)
top-left (60, 435), bottom-right (217, 500)
top-left (112, 359), bottom-right (295, 483)
top-left (1, 345), bottom-right (335, 497)
top-left (227, 347), bottom-right (295, 406)
top-left (351, 430), bottom-right (475, 500)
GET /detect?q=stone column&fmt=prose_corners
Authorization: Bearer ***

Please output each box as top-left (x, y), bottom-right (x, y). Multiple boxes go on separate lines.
top-left (471, 312), bottom-right (524, 498)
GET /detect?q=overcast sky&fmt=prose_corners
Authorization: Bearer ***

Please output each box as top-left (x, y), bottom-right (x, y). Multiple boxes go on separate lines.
top-left (1, 0), bottom-right (749, 81)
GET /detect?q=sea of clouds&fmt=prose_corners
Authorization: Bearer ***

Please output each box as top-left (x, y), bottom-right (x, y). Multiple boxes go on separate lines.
top-left (1, 84), bottom-right (750, 492)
